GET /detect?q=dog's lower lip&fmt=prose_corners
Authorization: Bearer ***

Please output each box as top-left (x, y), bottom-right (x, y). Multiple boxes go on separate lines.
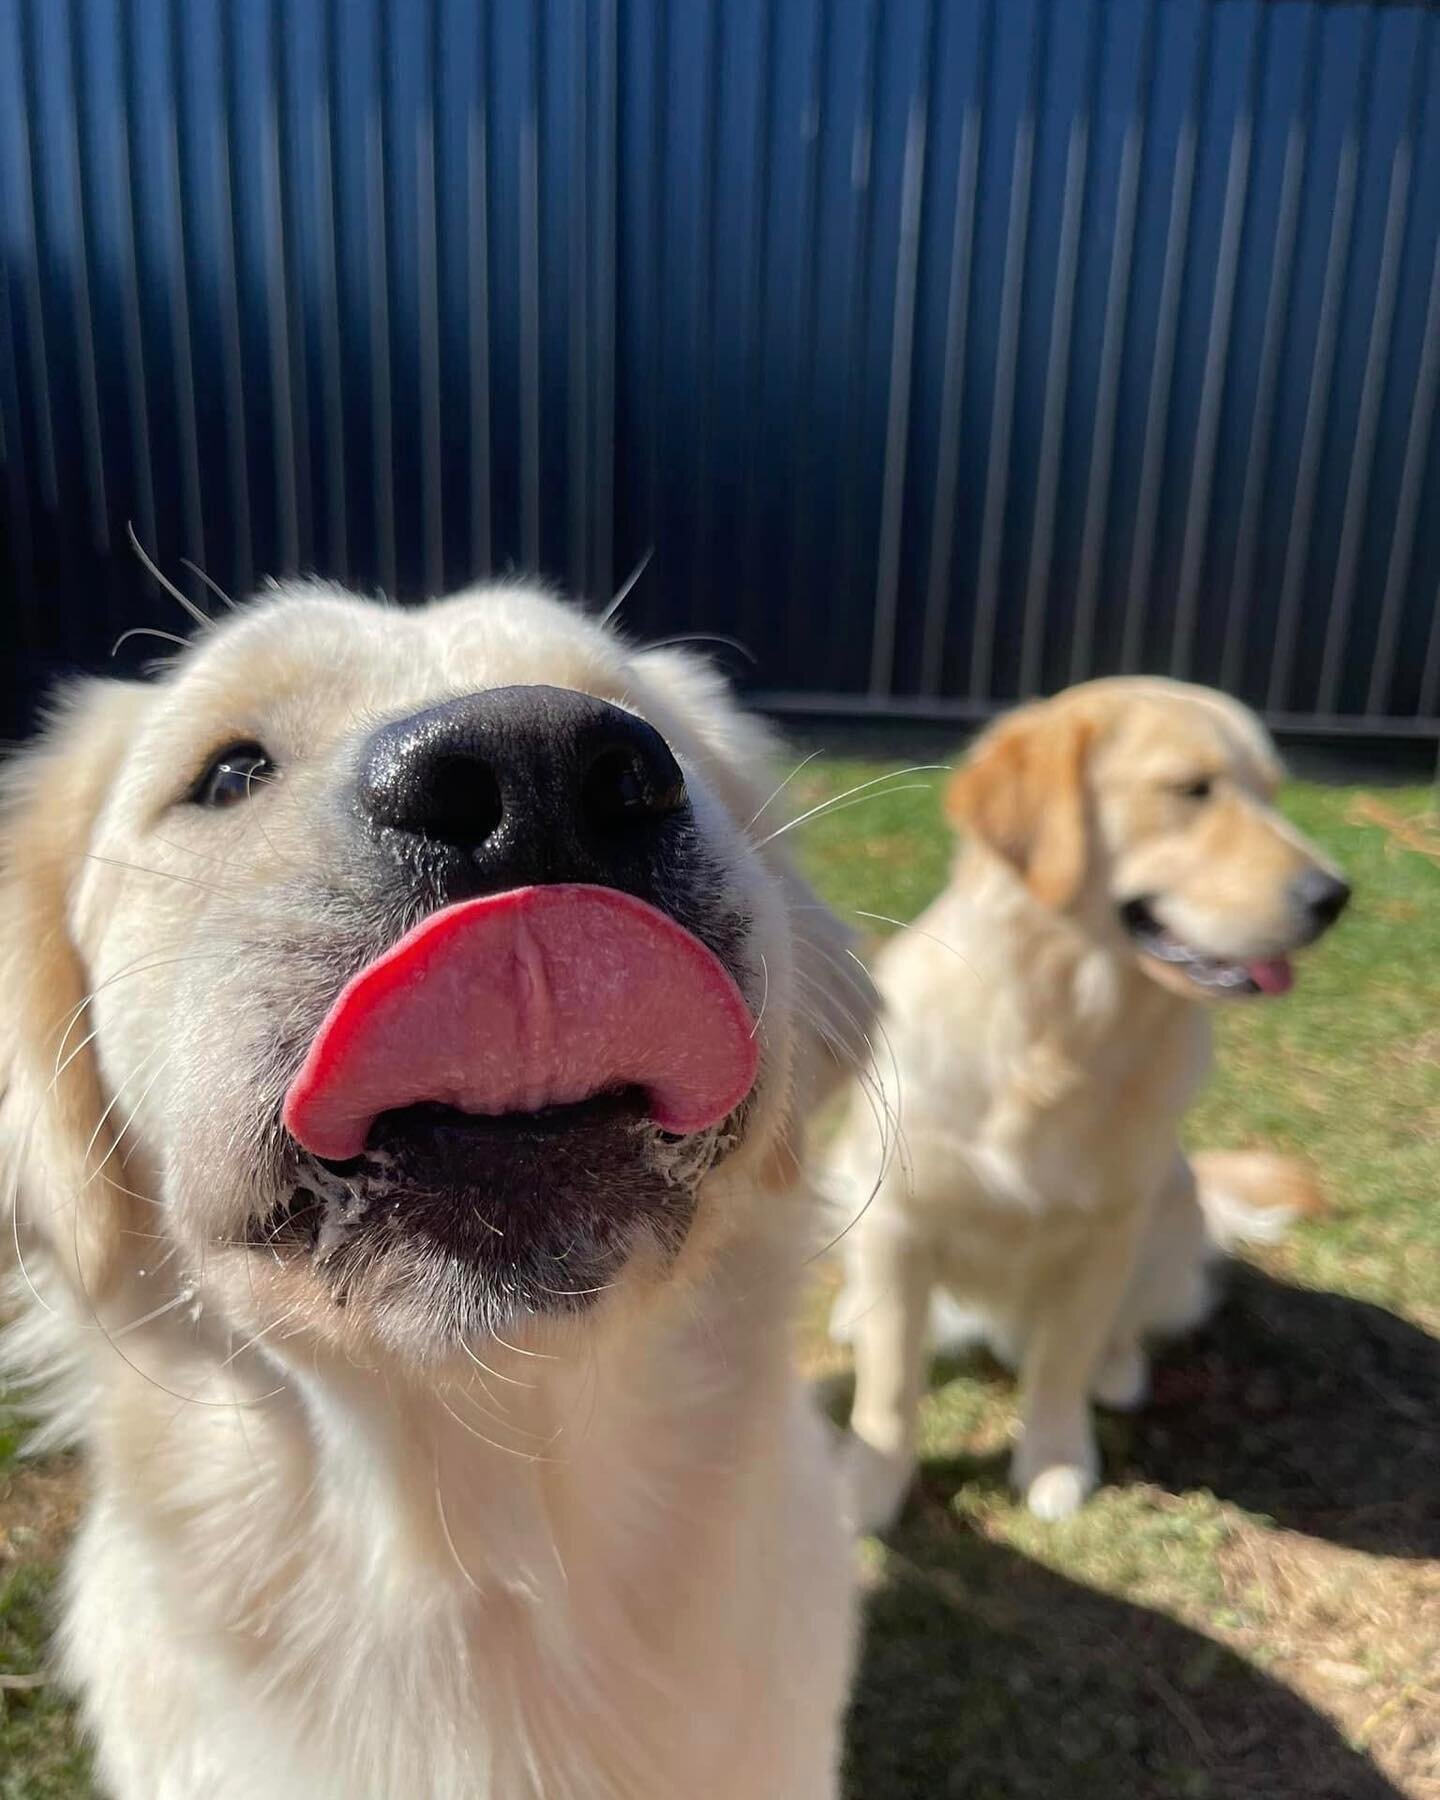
top-left (1119, 899), bottom-right (1262, 996)
top-left (251, 1084), bottom-right (706, 1297)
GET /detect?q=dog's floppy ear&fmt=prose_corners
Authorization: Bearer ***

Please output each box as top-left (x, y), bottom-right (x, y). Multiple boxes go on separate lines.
top-left (946, 702), bottom-right (1093, 908)
top-left (0, 679), bottom-right (153, 1302)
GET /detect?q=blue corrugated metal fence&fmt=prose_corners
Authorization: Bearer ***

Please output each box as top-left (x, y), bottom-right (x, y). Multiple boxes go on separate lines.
top-left (2, 0), bottom-right (1438, 739)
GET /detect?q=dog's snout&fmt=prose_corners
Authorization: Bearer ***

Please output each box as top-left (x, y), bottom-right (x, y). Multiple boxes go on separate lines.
top-left (1291, 867), bottom-right (1351, 934)
top-left (357, 686), bottom-right (688, 888)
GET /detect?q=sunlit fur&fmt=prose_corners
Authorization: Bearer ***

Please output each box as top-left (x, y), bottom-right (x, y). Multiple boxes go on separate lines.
top-left (0, 581), bottom-right (873, 1799)
top-left (828, 678), bottom-right (1339, 1529)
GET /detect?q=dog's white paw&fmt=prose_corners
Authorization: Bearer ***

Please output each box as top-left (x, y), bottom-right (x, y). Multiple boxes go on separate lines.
top-left (1022, 1463), bottom-right (1097, 1521)
top-left (1092, 1343), bottom-right (1149, 1412)
top-left (1012, 1430), bottom-right (1099, 1521)
top-left (844, 1437), bottom-right (916, 1536)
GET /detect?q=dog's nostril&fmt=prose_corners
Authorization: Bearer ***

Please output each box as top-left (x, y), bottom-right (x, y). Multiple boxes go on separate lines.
top-left (581, 742), bottom-right (687, 832)
top-left (1294, 868), bottom-right (1351, 929)
top-left (423, 755), bottom-right (504, 848)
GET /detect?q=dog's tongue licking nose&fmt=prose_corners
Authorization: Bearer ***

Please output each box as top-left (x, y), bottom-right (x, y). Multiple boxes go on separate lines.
top-left (283, 886), bottom-right (759, 1162)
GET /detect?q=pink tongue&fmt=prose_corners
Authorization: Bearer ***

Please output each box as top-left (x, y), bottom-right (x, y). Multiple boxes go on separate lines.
top-left (282, 885), bottom-right (759, 1162)
top-left (1247, 956), bottom-right (1295, 997)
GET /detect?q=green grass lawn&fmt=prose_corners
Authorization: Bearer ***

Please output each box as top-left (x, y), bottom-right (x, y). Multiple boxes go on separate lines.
top-left (2, 761), bottom-right (1437, 1797)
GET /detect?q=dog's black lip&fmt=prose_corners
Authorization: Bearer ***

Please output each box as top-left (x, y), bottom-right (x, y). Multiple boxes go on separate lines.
top-left (1119, 897), bottom-right (1262, 996)
top-left (250, 1086), bottom-right (727, 1322)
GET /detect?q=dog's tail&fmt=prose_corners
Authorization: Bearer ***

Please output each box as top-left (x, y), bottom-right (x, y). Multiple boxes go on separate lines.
top-left (1192, 1149), bottom-right (1326, 1250)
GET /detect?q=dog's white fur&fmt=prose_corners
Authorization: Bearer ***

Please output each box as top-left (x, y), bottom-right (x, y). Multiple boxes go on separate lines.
top-left (1, 582), bottom-right (872, 1798)
top-left (828, 678), bottom-right (1339, 1528)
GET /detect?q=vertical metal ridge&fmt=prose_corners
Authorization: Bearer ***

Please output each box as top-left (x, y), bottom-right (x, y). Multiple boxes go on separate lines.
top-left (1222, 1), bottom-right (1319, 695)
top-left (263, 1), bottom-right (300, 576)
top-left (519, 3), bottom-right (542, 572)
top-left (367, 0), bottom-right (396, 597)
top-left (276, 9), bottom-right (313, 573)
top-left (212, 0), bottom-right (254, 599)
top-left (1268, 3), bottom-right (1378, 713)
top-left (113, 0), bottom-right (158, 555)
top-left (1368, 222), bottom-right (1440, 716)
top-left (834, 0), bottom-right (878, 642)
top-left (1121, 0), bottom-right (1212, 675)
top-left (1318, 30), bottom-right (1424, 714)
top-left (970, 0), bottom-right (1049, 700)
top-left (1171, 1), bottom-right (1262, 681)
top-left (785, 0), bottom-right (830, 642)
top-left (315, 0), bottom-right (348, 582)
top-left (739, 0), bottom-right (772, 635)
top-left (63, 0), bottom-right (109, 551)
top-left (1420, 567), bottom-right (1440, 723)
top-left (1020, 0), bottom-right (1100, 699)
top-left (590, 0), bottom-right (618, 599)
top-left (870, 2), bottom-right (935, 699)
top-left (689, 0), bottom-right (725, 628)
top-left (1070, 0), bottom-right (1157, 686)
top-left (160, 4), bottom-right (205, 573)
top-left (417, 4), bottom-right (444, 595)
top-left (567, 0), bottom-right (591, 596)
top-left (920, 0), bottom-right (992, 698)
top-left (0, 252), bottom-right (36, 612)
top-left (15, 1), bottom-right (58, 511)
top-left (468, 2), bottom-right (493, 578)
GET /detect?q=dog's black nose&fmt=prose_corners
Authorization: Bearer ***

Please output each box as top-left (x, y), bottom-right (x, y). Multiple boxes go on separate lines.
top-left (357, 687), bottom-right (688, 891)
top-left (1292, 867), bottom-right (1351, 933)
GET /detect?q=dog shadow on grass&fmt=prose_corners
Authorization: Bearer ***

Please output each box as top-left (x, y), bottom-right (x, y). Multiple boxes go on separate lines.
top-left (1118, 1262), bottom-right (1439, 1561)
top-left (831, 1262), bottom-right (1435, 1795)
top-left (845, 1509), bottom-right (1405, 1800)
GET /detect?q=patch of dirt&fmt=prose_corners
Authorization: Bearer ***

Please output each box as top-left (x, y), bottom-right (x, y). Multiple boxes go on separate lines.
top-left (0, 1456), bottom-right (83, 1572)
top-left (1217, 1525), bottom-right (1440, 1798)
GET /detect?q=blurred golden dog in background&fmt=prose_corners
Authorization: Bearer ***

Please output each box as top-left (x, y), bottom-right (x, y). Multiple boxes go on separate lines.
top-left (830, 677), bottom-right (1349, 1527)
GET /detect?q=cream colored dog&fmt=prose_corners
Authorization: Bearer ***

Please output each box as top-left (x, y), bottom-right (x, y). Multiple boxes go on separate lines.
top-left (829, 678), bottom-right (1348, 1528)
top-left (0, 581), bottom-right (872, 1799)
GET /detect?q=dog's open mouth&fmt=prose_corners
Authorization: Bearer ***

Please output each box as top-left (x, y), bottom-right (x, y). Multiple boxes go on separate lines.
top-left (1120, 898), bottom-right (1294, 998)
top-left (260, 885), bottom-right (759, 1305)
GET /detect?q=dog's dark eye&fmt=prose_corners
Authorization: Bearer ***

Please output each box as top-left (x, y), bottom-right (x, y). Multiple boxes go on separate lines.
top-left (1178, 777), bottom-right (1213, 801)
top-left (191, 742), bottom-right (276, 809)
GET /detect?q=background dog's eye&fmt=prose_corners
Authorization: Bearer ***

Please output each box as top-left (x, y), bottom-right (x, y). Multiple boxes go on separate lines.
top-left (1178, 777), bottom-right (1213, 801)
top-left (191, 742), bottom-right (276, 809)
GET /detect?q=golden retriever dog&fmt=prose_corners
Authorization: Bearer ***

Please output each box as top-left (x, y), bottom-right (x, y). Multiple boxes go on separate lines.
top-left (829, 677), bottom-right (1349, 1528)
top-left (0, 581), bottom-right (873, 1799)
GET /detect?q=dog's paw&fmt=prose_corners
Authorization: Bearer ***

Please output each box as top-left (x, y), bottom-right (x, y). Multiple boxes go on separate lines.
top-left (1011, 1431), bottom-right (1099, 1521)
top-left (1022, 1463), bottom-right (1097, 1521)
top-left (844, 1437), bottom-right (916, 1537)
top-left (1092, 1343), bottom-right (1150, 1412)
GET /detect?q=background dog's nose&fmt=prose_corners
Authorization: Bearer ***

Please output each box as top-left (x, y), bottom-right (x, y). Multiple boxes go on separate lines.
top-left (1292, 867), bottom-right (1351, 933)
top-left (357, 687), bottom-right (688, 890)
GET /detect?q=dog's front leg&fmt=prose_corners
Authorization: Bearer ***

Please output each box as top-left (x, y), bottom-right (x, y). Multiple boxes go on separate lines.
top-left (1011, 1199), bottom-right (1149, 1520)
top-left (844, 1224), bottom-right (934, 1534)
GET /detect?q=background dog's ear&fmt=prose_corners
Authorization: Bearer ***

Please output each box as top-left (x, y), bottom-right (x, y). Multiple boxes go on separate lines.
top-left (946, 704), bottom-right (1093, 908)
top-left (0, 679), bottom-right (152, 1303)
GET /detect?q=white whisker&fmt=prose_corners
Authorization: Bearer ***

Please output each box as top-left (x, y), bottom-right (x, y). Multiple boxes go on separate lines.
top-left (750, 765), bottom-right (947, 850)
top-left (599, 547), bottom-right (653, 626)
top-left (745, 749), bottom-right (823, 830)
top-left (126, 522), bottom-right (212, 630)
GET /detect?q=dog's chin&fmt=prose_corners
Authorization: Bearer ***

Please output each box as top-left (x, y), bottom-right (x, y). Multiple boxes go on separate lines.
top-left (241, 1091), bottom-right (727, 1351)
